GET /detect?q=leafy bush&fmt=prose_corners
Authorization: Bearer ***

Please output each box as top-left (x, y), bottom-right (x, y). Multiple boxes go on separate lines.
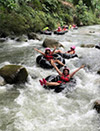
top-left (0, 0), bottom-right (17, 11)
top-left (75, 0), bottom-right (100, 25)
top-left (0, 0), bottom-right (100, 35)
top-left (0, 11), bottom-right (29, 34)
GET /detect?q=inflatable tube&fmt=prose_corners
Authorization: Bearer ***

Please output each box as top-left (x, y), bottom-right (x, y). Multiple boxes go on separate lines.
top-left (54, 31), bottom-right (66, 35)
top-left (40, 31), bottom-right (52, 35)
top-left (57, 53), bottom-right (78, 59)
top-left (36, 54), bottom-right (65, 69)
top-left (95, 44), bottom-right (100, 49)
top-left (62, 29), bottom-right (68, 33)
top-left (73, 27), bottom-right (78, 30)
top-left (44, 75), bottom-right (76, 93)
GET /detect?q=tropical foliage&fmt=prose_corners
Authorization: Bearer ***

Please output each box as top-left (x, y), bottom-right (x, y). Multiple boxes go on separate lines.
top-left (0, 0), bottom-right (100, 35)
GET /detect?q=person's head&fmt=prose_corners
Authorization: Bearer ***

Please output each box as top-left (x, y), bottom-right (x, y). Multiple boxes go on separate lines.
top-left (45, 48), bottom-right (51, 54)
top-left (63, 67), bottom-right (70, 75)
top-left (58, 27), bottom-right (61, 29)
top-left (70, 45), bottom-right (75, 50)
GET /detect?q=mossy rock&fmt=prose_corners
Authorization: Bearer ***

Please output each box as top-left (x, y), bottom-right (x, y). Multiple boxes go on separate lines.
top-left (0, 65), bottom-right (28, 84)
top-left (42, 38), bottom-right (64, 48)
top-left (27, 32), bottom-right (42, 41)
top-left (80, 44), bottom-right (94, 48)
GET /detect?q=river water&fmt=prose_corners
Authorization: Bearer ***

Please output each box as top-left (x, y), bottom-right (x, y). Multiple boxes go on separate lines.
top-left (0, 25), bottom-right (100, 131)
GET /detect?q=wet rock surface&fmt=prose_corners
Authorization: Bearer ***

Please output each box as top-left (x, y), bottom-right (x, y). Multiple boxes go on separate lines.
top-left (0, 65), bottom-right (28, 84)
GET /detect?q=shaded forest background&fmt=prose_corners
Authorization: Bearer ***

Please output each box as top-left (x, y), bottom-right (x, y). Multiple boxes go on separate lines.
top-left (0, 0), bottom-right (100, 36)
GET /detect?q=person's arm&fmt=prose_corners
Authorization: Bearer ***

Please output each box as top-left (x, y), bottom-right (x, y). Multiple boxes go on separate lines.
top-left (34, 48), bottom-right (45, 55)
top-left (53, 64), bottom-right (63, 76)
top-left (69, 65), bottom-right (85, 79)
top-left (67, 50), bottom-right (74, 54)
top-left (51, 47), bottom-right (57, 54)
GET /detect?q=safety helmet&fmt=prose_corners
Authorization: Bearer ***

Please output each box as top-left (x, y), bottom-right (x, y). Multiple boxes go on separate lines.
top-left (71, 45), bottom-right (75, 50)
top-left (45, 48), bottom-right (51, 51)
top-left (58, 27), bottom-right (61, 29)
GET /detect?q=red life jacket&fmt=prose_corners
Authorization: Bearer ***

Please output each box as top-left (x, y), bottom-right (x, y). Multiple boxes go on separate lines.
top-left (57, 74), bottom-right (70, 83)
top-left (45, 53), bottom-right (53, 61)
top-left (73, 25), bottom-right (76, 28)
top-left (63, 28), bottom-right (67, 31)
top-left (57, 29), bottom-right (62, 32)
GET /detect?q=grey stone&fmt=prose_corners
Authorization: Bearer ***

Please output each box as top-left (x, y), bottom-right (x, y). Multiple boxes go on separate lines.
top-left (0, 65), bottom-right (28, 84)
top-left (42, 38), bottom-right (64, 48)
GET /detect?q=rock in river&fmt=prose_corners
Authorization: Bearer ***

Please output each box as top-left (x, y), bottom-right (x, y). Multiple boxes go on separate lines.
top-left (27, 32), bottom-right (42, 41)
top-left (0, 65), bottom-right (28, 84)
top-left (42, 38), bottom-right (63, 48)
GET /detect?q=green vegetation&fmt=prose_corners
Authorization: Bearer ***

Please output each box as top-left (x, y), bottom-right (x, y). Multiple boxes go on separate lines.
top-left (0, 0), bottom-right (100, 36)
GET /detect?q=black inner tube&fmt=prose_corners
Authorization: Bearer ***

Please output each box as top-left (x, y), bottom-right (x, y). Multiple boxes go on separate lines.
top-left (36, 54), bottom-right (65, 69)
top-left (44, 75), bottom-right (76, 93)
top-left (57, 53), bottom-right (78, 59)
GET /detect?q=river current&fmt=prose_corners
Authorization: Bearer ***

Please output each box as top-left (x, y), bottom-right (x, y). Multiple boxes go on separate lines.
top-left (0, 25), bottom-right (100, 131)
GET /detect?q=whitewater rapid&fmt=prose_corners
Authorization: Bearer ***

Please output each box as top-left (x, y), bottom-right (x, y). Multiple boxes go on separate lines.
top-left (0, 25), bottom-right (100, 131)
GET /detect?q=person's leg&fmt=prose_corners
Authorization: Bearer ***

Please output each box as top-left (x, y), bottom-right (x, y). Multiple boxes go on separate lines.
top-left (54, 59), bottom-right (65, 66)
top-left (50, 60), bottom-right (62, 75)
top-left (50, 59), bottom-right (57, 67)
top-left (39, 78), bottom-right (60, 86)
top-left (39, 80), bottom-right (44, 85)
top-left (55, 50), bottom-right (63, 53)
top-left (46, 81), bottom-right (60, 86)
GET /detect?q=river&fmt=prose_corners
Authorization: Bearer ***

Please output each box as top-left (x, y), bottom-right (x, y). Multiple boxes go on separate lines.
top-left (0, 25), bottom-right (100, 131)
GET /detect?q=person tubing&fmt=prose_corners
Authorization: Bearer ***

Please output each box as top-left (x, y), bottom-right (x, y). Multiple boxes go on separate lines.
top-left (67, 46), bottom-right (76, 54)
top-left (44, 48), bottom-right (53, 61)
top-left (57, 67), bottom-right (70, 83)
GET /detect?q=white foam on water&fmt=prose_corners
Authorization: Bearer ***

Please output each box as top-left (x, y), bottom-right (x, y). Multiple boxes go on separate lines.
top-left (0, 61), bottom-right (11, 68)
top-left (0, 25), bottom-right (100, 131)
top-left (13, 64), bottom-right (100, 131)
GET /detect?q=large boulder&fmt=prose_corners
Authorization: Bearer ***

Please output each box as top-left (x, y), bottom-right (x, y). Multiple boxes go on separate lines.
top-left (0, 65), bottom-right (28, 84)
top-left (42, 38), bottom-right (64, 48)
top-left (93, 100), bottom-right (100, 113)
top-left (27, 32), bottom-right (42, 41)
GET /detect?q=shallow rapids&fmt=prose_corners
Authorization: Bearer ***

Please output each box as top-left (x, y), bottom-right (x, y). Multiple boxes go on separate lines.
top-left (0, 25), bottom-right (100, 131)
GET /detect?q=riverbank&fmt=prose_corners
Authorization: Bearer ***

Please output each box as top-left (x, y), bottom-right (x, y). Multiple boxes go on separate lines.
top-left (0, 0), bottom-right (100, 37)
